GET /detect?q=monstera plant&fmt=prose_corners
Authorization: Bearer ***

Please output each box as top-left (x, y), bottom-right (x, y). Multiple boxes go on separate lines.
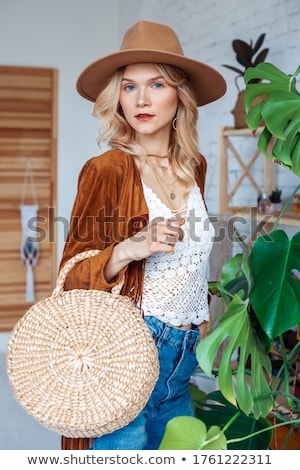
top-left (160, 62), bottom-right (300, 450)
top-left (244, 62), bottom-right (300, 176)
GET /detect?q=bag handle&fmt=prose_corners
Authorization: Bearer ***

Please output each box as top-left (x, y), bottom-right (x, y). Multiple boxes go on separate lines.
top-left (52, 249), bottom-right (123, 298)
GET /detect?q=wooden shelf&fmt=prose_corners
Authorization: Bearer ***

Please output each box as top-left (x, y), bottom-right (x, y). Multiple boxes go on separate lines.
top-left (218, 126), bottom-right (275, 213)
top-left (225, 207), bottom-right (300, 228)
top-left (217, 126), bottom-right (299, 229)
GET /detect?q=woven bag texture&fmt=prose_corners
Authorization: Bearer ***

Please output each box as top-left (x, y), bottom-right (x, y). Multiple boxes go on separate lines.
top-left (7, 250), bottom-right (159, 438)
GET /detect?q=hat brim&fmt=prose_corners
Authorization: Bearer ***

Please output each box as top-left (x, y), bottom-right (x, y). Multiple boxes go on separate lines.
top-left (76, 50), bottom-right (226, 106)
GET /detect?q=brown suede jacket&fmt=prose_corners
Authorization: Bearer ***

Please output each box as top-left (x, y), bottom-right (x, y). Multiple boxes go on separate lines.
top-left (59, 149), bottom-right (207, 307)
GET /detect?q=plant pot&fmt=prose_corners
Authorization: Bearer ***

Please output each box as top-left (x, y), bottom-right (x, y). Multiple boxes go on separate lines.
top-left (231, 90), bottom-right (248, 129)
top-left (270, 202), bottom-right (283, 213)
top-left (269, 419), bottom-right (300, 450)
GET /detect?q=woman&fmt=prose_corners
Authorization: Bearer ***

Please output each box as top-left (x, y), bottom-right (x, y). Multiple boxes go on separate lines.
top-left (60, 20), bottom-right (226, 450)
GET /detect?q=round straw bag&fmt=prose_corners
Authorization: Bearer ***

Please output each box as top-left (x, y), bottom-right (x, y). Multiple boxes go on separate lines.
top-left (7, 250), bottom-right (159, 438)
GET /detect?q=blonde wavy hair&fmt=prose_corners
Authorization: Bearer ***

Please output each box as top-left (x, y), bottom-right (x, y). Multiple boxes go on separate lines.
top-left (93, 63), bottom-right (202, 191)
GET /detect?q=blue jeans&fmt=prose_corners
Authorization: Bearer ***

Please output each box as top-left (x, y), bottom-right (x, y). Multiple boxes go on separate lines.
top-left (92, 316), bottom-right (200, 450)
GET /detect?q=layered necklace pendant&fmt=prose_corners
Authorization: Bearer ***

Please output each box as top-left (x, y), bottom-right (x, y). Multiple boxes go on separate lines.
top-left (163, 177), bottom-right (177, 200)
top-left (146, 153), bottom-right (177, 200)
top-left (160, 164), bottom-right (169, 171)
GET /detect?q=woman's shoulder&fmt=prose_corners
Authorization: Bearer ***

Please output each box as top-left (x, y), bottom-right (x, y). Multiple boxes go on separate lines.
top-left (78, 149), bottom-right (136, 182)
top-left (87, 148), bottom-right (132, 170)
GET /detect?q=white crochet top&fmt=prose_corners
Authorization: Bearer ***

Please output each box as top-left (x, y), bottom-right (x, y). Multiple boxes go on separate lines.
top-left (141, 182), bottom-right (214, 326)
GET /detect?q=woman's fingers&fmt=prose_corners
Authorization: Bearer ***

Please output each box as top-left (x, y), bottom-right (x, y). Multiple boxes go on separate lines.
top-left (165, 217), bottom-right (185, 243)
top-left (155, 217), bottom-right (185, 249)
top-left (127, 217), bottom-right (185, 259)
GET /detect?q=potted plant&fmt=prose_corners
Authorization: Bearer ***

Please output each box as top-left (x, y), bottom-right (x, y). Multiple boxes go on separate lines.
top-left (160, 211), bottom-right (300, 449)
top-left (222, 34), bottom-right (269, 128)
top-left (159, 61), bottom-right (300, 450)
top-left (269, 187), bottom-right (282, 212)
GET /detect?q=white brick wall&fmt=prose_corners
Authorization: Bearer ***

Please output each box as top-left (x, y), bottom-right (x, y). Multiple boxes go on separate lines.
top-left (128, 0), bottom-right (300, 213)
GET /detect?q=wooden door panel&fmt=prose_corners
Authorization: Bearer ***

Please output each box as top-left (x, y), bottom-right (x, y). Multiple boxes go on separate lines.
top-left (0, 65), bottom-right (57, 331)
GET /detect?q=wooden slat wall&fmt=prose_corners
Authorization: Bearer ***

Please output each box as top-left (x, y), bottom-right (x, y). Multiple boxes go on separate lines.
top-left (0, 66), bottom-right (57, 331)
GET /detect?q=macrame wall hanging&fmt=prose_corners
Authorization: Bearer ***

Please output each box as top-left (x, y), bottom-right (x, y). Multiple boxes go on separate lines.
top-left (20, 160), bottom-right (39, 302)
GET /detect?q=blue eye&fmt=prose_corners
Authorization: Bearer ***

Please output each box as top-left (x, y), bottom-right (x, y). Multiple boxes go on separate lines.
top-left (124, 84), bottom-right (135, 91)
top-left (152, 82), bottom-right (163, 89)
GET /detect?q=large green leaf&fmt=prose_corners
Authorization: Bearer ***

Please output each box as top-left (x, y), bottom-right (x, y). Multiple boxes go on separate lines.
top-left (290, 137), bottom-right (300, 175)
top-left (269, 123), bottom-right (295, 166)
top-left (158, 416), bottom-right (227, 450)
top-left (203, 426), bottom-right (228, 450)
top-left (249, 230), bottom-right (300, 339)
top-left (244, 63), bottom-right (300, 176)
top-left (194, 391), bottom-right (272, 450)
top-left (244, 63), bottom-right (297, 111)
top-left (213, 251), bottom-right (271, 354)
top-left (215, 253), bottom-right (251, 303)
top-left (196, 295), bottom-right (273, 418)
top-left (260, 91), bottom-right (300, 139)
top-left (257, 92), bottom-right (300, 175)
top-left (159, 392), bottom-right (273, 450)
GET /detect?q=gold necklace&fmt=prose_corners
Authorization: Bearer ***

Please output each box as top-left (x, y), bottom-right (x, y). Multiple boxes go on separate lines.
top-left (162, 176), bottom-right (178, 200)
top-left (147, 161), bottom-right (178, 200)
top-left (146, 153), bottom-right (168, 159)
top-left (148, 160), bottom-right (170, 171)
top-left (146, 154), bottom-right (170, 171)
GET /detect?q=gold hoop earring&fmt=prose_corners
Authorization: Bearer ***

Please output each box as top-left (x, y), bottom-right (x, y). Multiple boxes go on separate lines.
top-left (172, 117), bottom-right (177, 131)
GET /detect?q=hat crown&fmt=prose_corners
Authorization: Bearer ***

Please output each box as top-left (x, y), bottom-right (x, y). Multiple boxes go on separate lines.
top-left (76, 21), bottom-right (226, 105)
top-left (120, 21), bottom-right (184, 56)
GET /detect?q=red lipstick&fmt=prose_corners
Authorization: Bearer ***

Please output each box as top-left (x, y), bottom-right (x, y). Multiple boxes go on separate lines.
top-left (135, 113), bottom-right (153, 121)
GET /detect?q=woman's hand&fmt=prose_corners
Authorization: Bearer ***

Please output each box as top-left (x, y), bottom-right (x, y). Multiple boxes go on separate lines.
top-left (104, 217), bottom-right (185, 282)
top-left (125, 217), bottom-right (185, 260)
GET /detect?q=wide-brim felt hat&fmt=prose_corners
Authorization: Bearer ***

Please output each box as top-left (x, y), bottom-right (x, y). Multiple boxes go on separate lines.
top-left (76, 20), bottom-right (226, 106)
